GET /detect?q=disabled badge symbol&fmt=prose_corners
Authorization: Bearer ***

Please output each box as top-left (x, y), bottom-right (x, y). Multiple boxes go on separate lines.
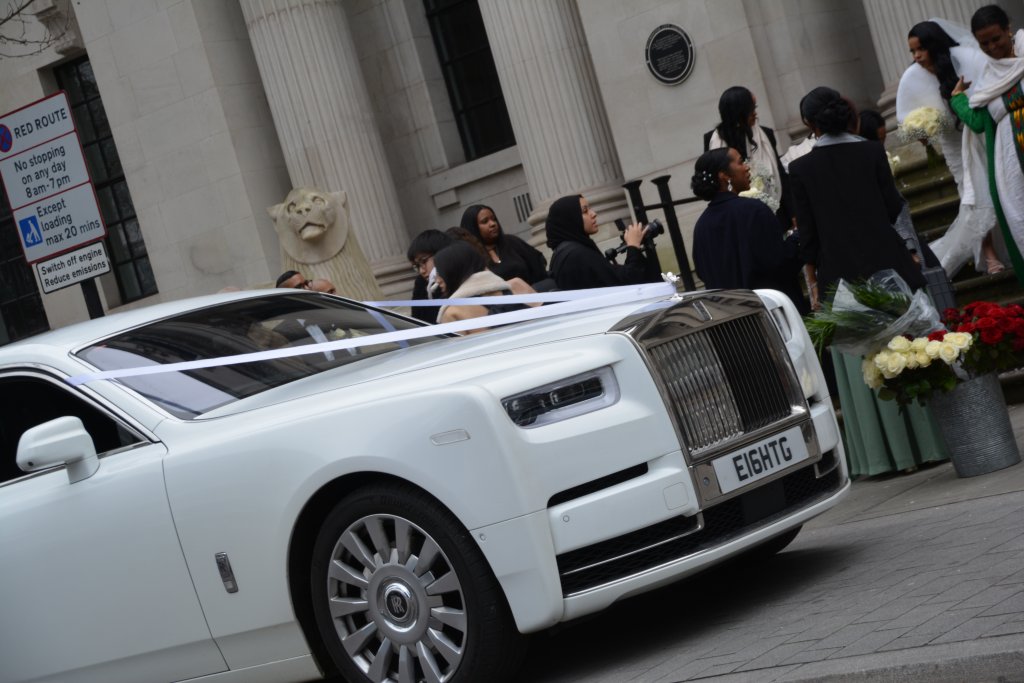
top-left (19, 215), bottom-right (42, 247)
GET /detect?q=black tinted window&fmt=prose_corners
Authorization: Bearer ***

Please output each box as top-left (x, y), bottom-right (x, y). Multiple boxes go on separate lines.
top-left (0, 375), bottom-right (141, 484)
top-left (77, 294), bottom-right (440, 419)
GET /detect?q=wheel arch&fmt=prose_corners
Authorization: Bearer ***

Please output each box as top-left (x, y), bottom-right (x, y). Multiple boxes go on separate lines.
top-left (285, 471), bottom-right (515, 678)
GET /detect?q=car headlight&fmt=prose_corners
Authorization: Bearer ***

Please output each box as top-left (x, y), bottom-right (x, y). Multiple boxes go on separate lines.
top-left (770, 303), bottom-right (819, 400)
top-left (502, 367), bottom-right (620, 427)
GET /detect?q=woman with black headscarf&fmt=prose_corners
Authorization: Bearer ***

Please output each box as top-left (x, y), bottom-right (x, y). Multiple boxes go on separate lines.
top-left (546, 194), bottom-right (658, 290)
top-left (460, 204), bottom-right (548, 284)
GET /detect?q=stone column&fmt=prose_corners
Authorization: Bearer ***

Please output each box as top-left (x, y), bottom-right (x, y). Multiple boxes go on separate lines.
top-left (477, 0), bottom-right (629, 245)
top-left (862, 0), bottom-right (987, 116)
top-left (240, 0), bottom-right (410, 295)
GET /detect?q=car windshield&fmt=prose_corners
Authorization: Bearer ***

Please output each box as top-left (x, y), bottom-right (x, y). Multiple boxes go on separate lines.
top-left (76, 293), bottom-right (442, 418)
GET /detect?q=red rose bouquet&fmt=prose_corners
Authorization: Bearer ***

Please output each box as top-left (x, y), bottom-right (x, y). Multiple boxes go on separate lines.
top-left (943, 301), bottom-right (1024, 376)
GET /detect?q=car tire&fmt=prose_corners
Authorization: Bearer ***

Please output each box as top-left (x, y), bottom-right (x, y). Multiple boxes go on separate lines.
top-left (309, 483), bottom-right (525, 683)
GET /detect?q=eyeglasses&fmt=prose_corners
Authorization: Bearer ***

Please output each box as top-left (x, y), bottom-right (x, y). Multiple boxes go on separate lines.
top-left (411, 255), bottom-right (431, 272)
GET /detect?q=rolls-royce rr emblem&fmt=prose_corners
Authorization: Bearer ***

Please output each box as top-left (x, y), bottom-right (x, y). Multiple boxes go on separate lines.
top-left (388, 594), bottom-right (407, 617)
top-left (693, 301), bottom-right (713, 322)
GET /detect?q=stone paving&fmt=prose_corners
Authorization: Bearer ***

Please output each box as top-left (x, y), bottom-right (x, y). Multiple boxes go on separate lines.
top-left (523, 404), bottom-right (1024, 683)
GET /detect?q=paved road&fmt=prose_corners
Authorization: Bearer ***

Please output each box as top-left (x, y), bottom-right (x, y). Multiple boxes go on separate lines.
top-left (520, 405), bottom-right (1024, 682)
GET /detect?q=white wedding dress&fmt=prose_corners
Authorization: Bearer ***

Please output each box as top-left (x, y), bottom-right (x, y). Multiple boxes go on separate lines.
top-left (896, 45), bottom-right (997, 277)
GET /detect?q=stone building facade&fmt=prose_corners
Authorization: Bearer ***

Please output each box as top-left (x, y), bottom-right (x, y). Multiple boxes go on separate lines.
top-left (0, 0), bottom-right (1017, 339)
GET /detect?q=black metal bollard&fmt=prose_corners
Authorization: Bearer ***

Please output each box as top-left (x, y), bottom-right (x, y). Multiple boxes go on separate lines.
top-left (622, 177), bottom-right (698, 291)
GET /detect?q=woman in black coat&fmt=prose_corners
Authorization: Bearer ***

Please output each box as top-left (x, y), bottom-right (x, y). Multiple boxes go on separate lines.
top-left (460, 204), bottom-right (548, 285)
top-left (704, 86), bottom-right (793, 228)
top-left (791, 86), bottom-right (945, 479)
top-left (789, 87), bottom-right (925, 308)
top-left (545, 194), bottom-right (659, 290)
top-left (690, 148), bottom-right (807, 313)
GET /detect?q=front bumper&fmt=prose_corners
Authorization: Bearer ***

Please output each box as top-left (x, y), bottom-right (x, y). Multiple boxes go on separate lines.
top-left (474, 400), bottom-right (848, 633)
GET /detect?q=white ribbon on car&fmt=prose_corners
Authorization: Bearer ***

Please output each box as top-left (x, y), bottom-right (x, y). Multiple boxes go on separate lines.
top-left (68, 281), bottom-right (677, 385)
top-left (362, 290), bottom-right (639, 307)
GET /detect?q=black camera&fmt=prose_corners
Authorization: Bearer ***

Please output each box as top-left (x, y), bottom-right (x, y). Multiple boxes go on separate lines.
top-left (604, 218), bottom-right (664, 260)
top-left (646, 218), bottom-right (665, 239)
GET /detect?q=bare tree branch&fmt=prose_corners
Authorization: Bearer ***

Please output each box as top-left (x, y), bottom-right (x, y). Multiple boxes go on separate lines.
top-left (0, 0), bottom-right (36, 30)
top-left (0, 0), bottom-right (72, 58)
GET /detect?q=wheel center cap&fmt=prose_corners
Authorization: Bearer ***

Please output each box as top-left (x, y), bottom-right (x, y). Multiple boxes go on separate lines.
top-left (381, 582), bottom-right (415, 625)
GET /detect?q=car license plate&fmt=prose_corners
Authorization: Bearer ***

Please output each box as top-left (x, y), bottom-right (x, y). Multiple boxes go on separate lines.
top-left (712, 425), bottom-right (810, 494)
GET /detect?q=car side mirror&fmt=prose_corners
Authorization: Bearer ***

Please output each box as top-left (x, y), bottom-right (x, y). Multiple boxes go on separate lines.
top-left (17, 416), bottom-right (100, 484)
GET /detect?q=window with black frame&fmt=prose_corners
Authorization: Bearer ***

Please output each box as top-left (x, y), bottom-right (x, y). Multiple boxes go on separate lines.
top-left (424, 0), bottom-right (515, 161)
top-left (76, 293), bottom-right (445, 419)
top-left (0, 179), bottom-right (49, 346)
top-left (54, 57), bottom-right (157, 304)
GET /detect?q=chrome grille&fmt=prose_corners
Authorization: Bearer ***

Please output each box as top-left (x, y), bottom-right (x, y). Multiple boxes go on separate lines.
top-left (646, 311), bottom-right (796, 457)
top-left (649, 333), bottom-right (742, 451)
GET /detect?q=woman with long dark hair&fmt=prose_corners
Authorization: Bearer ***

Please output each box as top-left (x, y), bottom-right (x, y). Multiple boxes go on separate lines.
top-left (690, 148), bottom-right (807, 313)
top-left (791, 86), bottom-right (948, 478)
top-left (459, 204), bottom-right (548, 285)
top-left (433, 241), bottom-right (534, 332)
top-left (704, 86), bottom-right (791, 226)
top-left (898, 20), bottom-right (1003, 276)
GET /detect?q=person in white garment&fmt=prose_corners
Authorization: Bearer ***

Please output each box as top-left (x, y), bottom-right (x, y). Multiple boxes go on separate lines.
top-left (949, 5), bottom-right (1024, 288)
top-left (897, 19), bottom-right (1004, 277)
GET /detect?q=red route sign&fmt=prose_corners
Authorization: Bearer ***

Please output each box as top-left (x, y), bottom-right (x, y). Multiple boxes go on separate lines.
top-left (0, 91), bottom-right (107, 264)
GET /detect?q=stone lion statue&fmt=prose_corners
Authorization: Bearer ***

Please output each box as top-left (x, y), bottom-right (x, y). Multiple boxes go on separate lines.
top-left (268, 187), bottom-right (383, 301)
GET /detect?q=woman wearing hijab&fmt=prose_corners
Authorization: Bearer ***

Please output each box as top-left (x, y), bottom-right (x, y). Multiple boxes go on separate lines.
top-left (433, 242), bottom-right (533, 332)
top-left (545, 195), bottom-right (658, 290)
top-left (690, 148), bottom-right (807, 313)
top-left (459, 204), bottom-right (548, 285)
top-left (704, 86), bottom-right (792, 228)
top-left (791, 86), bottom-right (947, 478)
top-left (898, 20), bottom-right (1003, 276)
top-left (949, 5), bottom-right (1024, 287)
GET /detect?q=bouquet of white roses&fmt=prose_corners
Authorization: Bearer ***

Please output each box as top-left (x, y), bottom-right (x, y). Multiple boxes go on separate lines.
top-left (738, 171), bottom-right (780, 212)
top-left (898, 106), bottom-right (949, 142)
top-left (862, 331), bottom-right (973, 405)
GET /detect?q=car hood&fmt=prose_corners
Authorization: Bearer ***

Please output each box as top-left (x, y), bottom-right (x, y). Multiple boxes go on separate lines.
top-left (199, 293), bottom-right (686, 418)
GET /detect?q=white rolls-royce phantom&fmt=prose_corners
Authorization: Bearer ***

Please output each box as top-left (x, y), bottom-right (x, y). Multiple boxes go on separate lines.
top-left (0, 285), bottom-right (847, 683)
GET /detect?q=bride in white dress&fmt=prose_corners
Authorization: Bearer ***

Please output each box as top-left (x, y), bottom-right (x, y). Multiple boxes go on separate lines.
top-left (896, 20), bottom-right (1004, 277)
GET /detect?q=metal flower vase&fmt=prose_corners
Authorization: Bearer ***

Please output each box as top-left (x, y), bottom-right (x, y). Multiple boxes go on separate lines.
top-left (929, 373), bottom-right (1021, 477)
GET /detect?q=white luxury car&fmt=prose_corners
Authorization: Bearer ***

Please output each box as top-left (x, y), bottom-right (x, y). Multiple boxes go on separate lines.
top-left (0, 285), bottom-right (848, 683)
